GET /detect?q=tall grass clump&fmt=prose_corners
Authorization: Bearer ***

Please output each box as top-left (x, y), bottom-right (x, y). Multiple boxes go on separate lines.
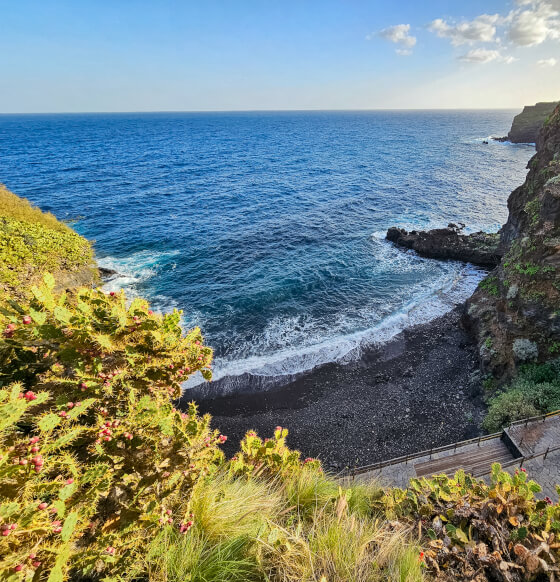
top-left (147, 529), bottom-right (262, 582)
top-left (148, 428), bottom-right (424, 582)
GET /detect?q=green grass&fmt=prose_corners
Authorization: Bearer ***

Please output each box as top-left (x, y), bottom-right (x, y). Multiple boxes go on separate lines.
top-left (147, 530), bottom-right (262, 582)
top-left (146, 469), bottom-right (424, 582)
top-left (0, 185), bottom-right (94, 297)
top-left (0, 185), bottom-right (74, 232)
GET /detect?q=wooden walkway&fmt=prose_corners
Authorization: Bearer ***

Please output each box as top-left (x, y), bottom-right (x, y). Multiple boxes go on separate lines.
top-left (414, 439), bottom-right (513, 478)
top-left (350, 411), bottom-right (560, 500)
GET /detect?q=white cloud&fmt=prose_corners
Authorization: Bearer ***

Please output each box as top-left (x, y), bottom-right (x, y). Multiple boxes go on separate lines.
top-left (458, 48), bottom-right (516, 63)
top-left (429, 14), bottom-right (500, 45)
top-left (395, 48), bottom-right (413, 56)
top-left (427, 0), bottom-right (560, 53)
top-left (507, 1), bottom-right (560, 46)
top-left (517, 0), bottom-right (560, 9)
top-left (537, 57), bottom-right (558, 65)
top-left (373, 24), bottom-right (417, 53)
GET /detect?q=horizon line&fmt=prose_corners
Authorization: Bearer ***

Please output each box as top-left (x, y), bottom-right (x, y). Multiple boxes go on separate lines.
top-left (0, 106), bottom-right (527, 115)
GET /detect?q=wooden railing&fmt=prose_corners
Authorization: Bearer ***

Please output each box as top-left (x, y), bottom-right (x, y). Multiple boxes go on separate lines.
top-left (500, 443), bottom-right (560, 470)
top-left (345, 409), bottom-right (560, 478)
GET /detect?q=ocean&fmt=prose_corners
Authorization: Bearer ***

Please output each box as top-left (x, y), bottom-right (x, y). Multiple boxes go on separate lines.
top-left (0, 110), bottom-right (534, 388)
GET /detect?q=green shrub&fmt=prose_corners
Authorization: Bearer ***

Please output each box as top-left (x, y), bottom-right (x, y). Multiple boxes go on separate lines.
top-left (482, 389), bottom-right (540, 432)
top-left (483, 360), bottom-right (560, 431)
top-left (479, 276), bottom-right (499, 296)
top-left (0, 274), bottom-right (222, 580)
top-left (384, 464), bottom-right (560, 580)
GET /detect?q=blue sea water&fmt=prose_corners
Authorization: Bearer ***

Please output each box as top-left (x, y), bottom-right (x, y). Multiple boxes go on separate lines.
top-left (0, 111), bottom-right (534, 386)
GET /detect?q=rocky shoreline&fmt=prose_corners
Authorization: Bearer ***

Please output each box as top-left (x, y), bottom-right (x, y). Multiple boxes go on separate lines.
top-left (386, 224), bottom-right (502, 268)
top-left (193, 307), bottom-right (485, 471)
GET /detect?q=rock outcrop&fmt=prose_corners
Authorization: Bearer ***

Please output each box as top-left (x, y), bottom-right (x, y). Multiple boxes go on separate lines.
top-left (496, 102), bottom-right (559, 144)
top-left (465, 104), bottom-right (560, 381)
top-left (386, 225), bottom-right (502, 268)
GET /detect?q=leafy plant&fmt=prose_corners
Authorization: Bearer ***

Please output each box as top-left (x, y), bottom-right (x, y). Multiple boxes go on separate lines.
top-left (479, 276), bottom-right (499, 296)
top-left (384, 464), bottom-right (560, 581)
top-left (0, 274), bottom-right (222, 580)
top-left (228, 426), bottom-right (322, 479)
top-left (484, 359), bottom-right (560, 431)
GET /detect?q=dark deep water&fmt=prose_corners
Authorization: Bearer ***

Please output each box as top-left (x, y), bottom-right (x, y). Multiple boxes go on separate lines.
top-left (0, 110), bottom-right (534, 387)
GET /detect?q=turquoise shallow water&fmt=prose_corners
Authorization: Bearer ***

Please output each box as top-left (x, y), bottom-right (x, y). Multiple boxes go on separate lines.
top-left (0, 110), bottom-right (534, 385)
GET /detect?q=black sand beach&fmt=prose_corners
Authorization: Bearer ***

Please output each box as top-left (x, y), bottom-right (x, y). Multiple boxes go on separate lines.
top-left (188, 306), bottom-right (486, 472)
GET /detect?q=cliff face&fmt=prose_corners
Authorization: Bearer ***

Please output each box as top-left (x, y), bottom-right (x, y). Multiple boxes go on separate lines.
top-left (465, 104), bottom-right (560, 381)
top-left (499, 102), bottom-right (559, 144)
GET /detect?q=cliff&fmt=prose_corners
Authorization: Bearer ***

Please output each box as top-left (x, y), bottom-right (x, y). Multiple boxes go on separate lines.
top-left (497, 101), bottom-right (559, 144)
top-left (465, 104), bottom-right (560, 381)
top-left (0, 185), bottom-right (98, 299)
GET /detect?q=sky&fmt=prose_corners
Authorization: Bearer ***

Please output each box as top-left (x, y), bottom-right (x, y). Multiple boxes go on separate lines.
top-left (0, 0), bottom-right (559, 112)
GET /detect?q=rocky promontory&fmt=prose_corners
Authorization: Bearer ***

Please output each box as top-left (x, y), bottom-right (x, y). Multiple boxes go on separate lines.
top-left (387, 103), bottom-right (560, 383)
top-left (386, 224), bottom-right (502, 268)
top-left (466, 103), bottom-right (560, 380)
top-left (496, 101), bottom-right (558, 144)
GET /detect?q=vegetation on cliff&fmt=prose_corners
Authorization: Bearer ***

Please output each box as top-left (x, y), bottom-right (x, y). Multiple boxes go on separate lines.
top-left (0, 186), bottom-right (96, 301)
top-left (483, 359), bottom-right (560, 431)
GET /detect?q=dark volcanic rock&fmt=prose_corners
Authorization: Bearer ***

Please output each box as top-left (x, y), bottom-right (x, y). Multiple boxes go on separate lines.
top-left (465, 103), bottom-right (560, 382)
top-left (495, 102), bottom-right (558, 144)
top-left (98, 267), bottom-right (119, 280)
top-left (386, 224), bottom-right (502, 268)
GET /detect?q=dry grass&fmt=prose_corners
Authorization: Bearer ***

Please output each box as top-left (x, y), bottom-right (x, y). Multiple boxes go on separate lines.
top-left (0, 184), bottom-right (72, 233)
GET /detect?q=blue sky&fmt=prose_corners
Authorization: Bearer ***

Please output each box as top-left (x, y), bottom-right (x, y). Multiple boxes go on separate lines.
top-left (0, 0), bottom-right (558, 112)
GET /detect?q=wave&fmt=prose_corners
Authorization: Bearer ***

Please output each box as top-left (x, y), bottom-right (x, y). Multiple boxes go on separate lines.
top-left (184, 241), bottom-right (486, 394)
top-left (97, 249), bottom-right (179, 312)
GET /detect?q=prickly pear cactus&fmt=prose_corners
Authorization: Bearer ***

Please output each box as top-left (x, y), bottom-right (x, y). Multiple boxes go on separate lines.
top-left (0, 274), bottom-right (223, 580)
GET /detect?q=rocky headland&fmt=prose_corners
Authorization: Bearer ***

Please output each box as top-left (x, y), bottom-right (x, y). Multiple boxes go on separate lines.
top-left (386, 224), bottom-right (502, 268)
top-left (388, 103), bottom-right (560, 384)
top-left (495, 101), bottom-right (559, 144)
top-left (466, 103), bottom-right (560, 381)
